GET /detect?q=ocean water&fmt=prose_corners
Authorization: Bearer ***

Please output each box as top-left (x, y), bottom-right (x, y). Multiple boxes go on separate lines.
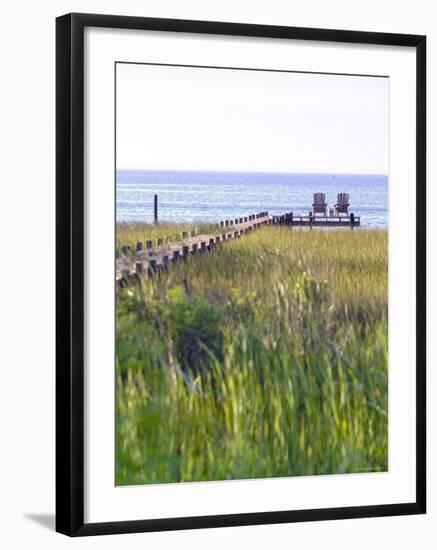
top-left (116, 170), bottom-right (388, 227)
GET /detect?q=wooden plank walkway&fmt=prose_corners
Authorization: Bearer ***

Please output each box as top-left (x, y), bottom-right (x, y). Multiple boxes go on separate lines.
top-left (116, 210), bottom-right (360, 286)
top-left (116, 211), bottom-right (270, 285)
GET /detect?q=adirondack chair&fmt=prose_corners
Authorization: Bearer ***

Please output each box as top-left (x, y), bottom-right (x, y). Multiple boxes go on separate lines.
top-left (312, 193), bottom-right (327, 215)
top-left (335, 193), bottom-right (350, 215)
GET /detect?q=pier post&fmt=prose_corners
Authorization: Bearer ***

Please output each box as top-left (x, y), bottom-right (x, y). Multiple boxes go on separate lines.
top-left (350, 212), bottom-right (355, 229)
top-left (154, 194), bottom-right (158, 223)
top-left (136, 242), bottom-right (143, 252)
top-left (162, 255), bottom-right (169, 271)
top-left (173, 250), bottom-right (180, 263)
top-left (149, 259), bottom-right (157, 275)
top-left (135, 262), bottom-right (144, 277)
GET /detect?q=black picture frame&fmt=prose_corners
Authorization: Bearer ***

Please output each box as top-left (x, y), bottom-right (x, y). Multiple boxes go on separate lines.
top-left (56, 12), bottom-right (426, 537)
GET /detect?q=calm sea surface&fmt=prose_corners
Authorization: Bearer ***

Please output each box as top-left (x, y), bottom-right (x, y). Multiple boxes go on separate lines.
top-left (116, 170), bottom-right (388, 227)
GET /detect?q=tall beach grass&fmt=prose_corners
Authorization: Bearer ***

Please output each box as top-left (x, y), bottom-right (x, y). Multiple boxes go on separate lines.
top-left (116, 226), bottom-right (388, 485)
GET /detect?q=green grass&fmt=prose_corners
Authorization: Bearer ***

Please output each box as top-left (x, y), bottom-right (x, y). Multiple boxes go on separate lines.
top-left (116, 226), bottom-right (388, 485)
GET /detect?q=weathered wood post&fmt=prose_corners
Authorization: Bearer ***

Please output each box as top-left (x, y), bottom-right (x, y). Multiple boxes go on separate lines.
top-left (173, 250), bottom-right (180, 263)
top-left (192, 243), bottom-right (198, 255)
top-left (162, 255), bottom-right (169, 271)
top-left (350, 212), bottom-right (355, 229)
top-left (135, 262), bottom-right (145, 278)
top-left (209, 238), bottom-right (215, 252)
top-left (149, 259), bottom-right (157, 275)
top-left (136, 242), bottom-right (143, 252)
top-left (182, 245), bottom-right (190, 259)
top-left (200, 241), bottom-right (207, 254)
top-left (146, 240), bottom-right (153, 251)
top-left (154, 194), bottom-right (158, 223)
top-left (309, 211), bottom-right (313, 230)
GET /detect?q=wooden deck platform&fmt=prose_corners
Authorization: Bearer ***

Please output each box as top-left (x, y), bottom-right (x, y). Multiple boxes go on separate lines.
top-left (273, 213), bottom-right (360, 227)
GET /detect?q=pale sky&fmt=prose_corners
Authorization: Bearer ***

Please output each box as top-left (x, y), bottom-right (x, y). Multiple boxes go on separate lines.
top-left (116, 63), bottom-right (389, 174)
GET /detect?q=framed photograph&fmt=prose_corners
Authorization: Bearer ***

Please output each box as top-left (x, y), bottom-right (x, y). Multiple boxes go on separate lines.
top-left (56, 13), bottom-right (426, 536)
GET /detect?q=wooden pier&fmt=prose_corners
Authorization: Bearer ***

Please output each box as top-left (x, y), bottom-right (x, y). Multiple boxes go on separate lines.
top-left (116, 210), bottom-right (359, 286)
top-left (272, 212), bottom-right (360, 227)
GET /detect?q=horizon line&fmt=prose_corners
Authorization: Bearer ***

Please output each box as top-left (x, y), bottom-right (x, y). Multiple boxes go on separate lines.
top-left (116, 168), bottom-right (388, 177)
